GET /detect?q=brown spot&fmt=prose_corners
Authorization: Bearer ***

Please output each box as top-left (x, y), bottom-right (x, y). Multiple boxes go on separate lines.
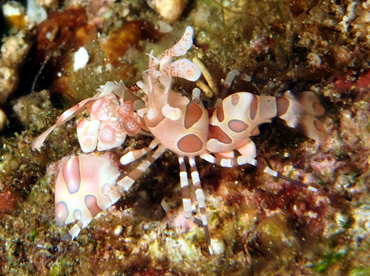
top-left (216, 104), bottom-right (225, 122)
top-left (314, 119), bottom-right (326, 133)
top-left (185, 102), bottom-right (203, 129)
top-left (228, 120), bottom-right (249, 132)
top-left (313, 102), bottom-right (325, 116)
top-left (250, 95), bottom-right (258, 120)
top-left (85, 195), bottom-right (102, 217)
top-left (231, 94), bottom-right (240, 106)
top-left (209, 125), bottom-right (232, 144)
top-left (276, 97), bottom-right (289, 117)
top-left (177, 134), bottom-right (204, 153)
top-left (250, 127), bottom-right (260, 136)
top-left (55, 202), bottom-right (69, 227)
top-left (63, 156), bottom-right (81, 194)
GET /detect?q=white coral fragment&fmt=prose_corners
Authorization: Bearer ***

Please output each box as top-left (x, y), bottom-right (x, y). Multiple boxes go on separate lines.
top-left (73, 47), bottom-right (89, 71)
top-left (153, 0), bottom-right (189, 23)
top-left (26, 0), bottom-right (47, 26)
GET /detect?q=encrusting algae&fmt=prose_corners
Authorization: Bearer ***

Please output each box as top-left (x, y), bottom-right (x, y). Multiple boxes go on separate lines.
top-left (0, 0), bottom-right (369, 275)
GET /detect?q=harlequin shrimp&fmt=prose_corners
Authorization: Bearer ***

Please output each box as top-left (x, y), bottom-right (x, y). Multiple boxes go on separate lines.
top-left (32, 26), bottom-right (326, 254)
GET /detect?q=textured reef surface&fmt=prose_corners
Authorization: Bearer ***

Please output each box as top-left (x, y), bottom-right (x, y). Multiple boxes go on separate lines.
top-left (0, 0), bottom-right (369, 275)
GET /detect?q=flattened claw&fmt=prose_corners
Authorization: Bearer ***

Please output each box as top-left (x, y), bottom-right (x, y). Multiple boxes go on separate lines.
top-left (55, 155), bottom-right (121, 238)
top-left (31, 81), bottom-right (131, 151)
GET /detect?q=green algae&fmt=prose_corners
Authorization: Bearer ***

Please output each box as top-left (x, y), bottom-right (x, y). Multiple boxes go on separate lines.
top-left (49, 256), bottom-right (75, 276)
top-left (350, 267), bottom-right (370, 276)
top-left (311, 250), bottom-right (348, 273)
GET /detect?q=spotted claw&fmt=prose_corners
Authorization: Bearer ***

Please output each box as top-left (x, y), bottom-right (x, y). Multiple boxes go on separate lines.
top-left (54, 155), bottom-right (121, 239)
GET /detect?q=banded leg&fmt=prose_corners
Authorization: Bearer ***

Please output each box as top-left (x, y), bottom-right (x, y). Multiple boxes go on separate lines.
top-left (189, 156), bottom-right (213, 255)
top-left (219, 69), bottom-right (240, 99)
top-left (200, 153), bottom-right (319, 193)
top-left (178, 156), bottom-right (213, 255)
top-left (192, 57), bottom-right (240, 100)
top-left (240, 73), bottom-right (276, 88)
top-left (220, 70), bottom-right (275, 99)
top-left (120, 139), bottom-right (160, 165)
top-left (117, 143), bottom-right (166, 192)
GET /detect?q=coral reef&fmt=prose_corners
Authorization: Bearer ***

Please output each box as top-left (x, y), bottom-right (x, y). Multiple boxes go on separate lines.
top-left (0, 31), bottom-right (32, 103)
top-left (148, 0), bottom-right (189, 23)
top-left (0, 0), bottom-right (369, 275)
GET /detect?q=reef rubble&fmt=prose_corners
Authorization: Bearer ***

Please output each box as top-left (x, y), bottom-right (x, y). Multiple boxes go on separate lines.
top-left (0, 1), bottom-right (369, 275)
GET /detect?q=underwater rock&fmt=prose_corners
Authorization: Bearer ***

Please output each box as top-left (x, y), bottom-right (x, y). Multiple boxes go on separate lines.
top-left (0, 1), bottom-right (370, 275)
top-left (0, 109), bottom-right (8, 133)
top-left (100, 20), bottom-right (163, 67)
top-left (148, 0), bottom-right (189, 23)
top-left (0, 66), bottom-right (18, 104)
top-left (26, 0), bottom-right (48, 26)
top-left (2, 1), bottom-right (26, 31)
top-left (0, 191), bottom-right (17, 219)
top-left (0, 31), bottom-right (32, 103)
